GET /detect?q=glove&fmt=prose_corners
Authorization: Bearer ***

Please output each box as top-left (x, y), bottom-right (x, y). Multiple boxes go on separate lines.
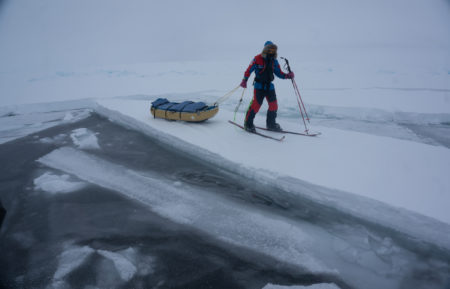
top-left (240, 79), bottom-right (247, 88)
top-left (287, 71), bottom-right (295, 79)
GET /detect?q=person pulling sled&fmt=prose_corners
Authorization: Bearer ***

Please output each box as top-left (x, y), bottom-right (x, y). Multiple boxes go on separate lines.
top-left (240, 41), bottom-right (294, 133)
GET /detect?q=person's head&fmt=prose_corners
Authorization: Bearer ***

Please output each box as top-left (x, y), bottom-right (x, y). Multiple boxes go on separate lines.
top-left (262, 41), bottom-right (277, 59)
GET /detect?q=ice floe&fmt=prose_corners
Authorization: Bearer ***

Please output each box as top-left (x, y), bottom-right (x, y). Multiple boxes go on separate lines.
top-left (70, 128), bottom-right (100, 149)
top-left (53, 245), bottom-right (95, 281)
top-left (97, 248), bottom-right (137, 281)
top-left (34, 172), bottom-right (86, 194)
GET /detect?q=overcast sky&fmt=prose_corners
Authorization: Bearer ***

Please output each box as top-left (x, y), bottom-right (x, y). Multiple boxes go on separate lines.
top-left (0, 0), bottom-right (449, 71)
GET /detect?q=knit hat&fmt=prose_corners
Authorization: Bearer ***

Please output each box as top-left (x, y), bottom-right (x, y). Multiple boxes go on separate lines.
top-left (264, 41), bottom-right (274, 47)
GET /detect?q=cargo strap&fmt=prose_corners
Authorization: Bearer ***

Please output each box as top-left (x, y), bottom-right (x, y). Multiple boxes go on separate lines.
top-left (179, 101), bottom-right (194, 119)
top-left (164, 103), bottom-right (177, 119)
top-left (152, 99), bottom-right (169, 118)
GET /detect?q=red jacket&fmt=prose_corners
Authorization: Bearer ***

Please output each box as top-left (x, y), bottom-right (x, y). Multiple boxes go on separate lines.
top-left (243, 54), bottom-right (288, 90)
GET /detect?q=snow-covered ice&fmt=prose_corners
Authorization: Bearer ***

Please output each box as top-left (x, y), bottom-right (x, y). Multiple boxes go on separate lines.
top-left (34, 172), bottom-right (86, 194)
top-left (0, 106), bottom-right (92, 145)
top-left (1, 56), bottom-right (448, 289)
top-left (1, 0), bottom-right (450, 287)
top-left (36, 145), bottom-right (450, 289)
top-left (70, 128), bottom-right (100, 149)
top-left (95, 98), bottom-right (450, 250)
top-left (98, 97), bottom-right (450, 223)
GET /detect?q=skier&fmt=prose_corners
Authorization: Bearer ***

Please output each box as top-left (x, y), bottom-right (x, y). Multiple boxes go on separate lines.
top-left (240, 41), bottom-right (294, 132)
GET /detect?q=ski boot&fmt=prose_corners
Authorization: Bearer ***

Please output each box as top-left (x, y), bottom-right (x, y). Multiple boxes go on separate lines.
top-left (266, 111), bottom-right (282, 132)
top-left (244, 122), bottom-right (256, 133)
top-left (266, 122), bottom-right (282, 132)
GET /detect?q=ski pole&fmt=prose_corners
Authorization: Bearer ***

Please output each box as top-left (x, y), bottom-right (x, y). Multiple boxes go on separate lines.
top-left (233, 87), bottom-right (246, 121)
top-left (282, 57), bottom-right (310, 122)
top-left (294, 84), bottom-right (309, 133)
top-left (292, 79), bottom-right (310, 123)
top-left (281, 57), bottom-right (310, 133)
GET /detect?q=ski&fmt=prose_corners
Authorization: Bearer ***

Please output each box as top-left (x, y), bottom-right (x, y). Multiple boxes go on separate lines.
top-left (255, 126), bottom-right (321, 137)
top-left (228, 121), bottom-right (285, 141)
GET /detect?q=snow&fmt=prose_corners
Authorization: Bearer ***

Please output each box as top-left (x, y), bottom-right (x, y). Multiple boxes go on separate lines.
top-left (96, 98), bottom-right (450, 229)
top-left (70, 128), bottom-right (100, 149)
top-left (1, 0), bottom-right (450, 287)
top-left (0, 101), bottom-right (92, 144)
top-left (33, 172), bottom-right (86, 194)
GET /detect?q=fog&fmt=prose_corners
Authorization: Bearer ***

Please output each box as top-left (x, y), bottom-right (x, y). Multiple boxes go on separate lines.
top-left (0, 0), bottom-right (449, 71)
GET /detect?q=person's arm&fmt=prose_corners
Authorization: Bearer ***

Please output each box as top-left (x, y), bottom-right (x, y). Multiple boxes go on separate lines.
top-left (273, 59), bottom-right (289, 79)
top-left (243, 57), bottom-right (257, 81)
top-left (240, 57), bottom-right (257, 88)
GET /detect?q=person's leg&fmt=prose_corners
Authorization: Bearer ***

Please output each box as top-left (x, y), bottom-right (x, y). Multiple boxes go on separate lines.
top-left (266, 90), bottom-right (281, 131)
top-left (244, 89), bottom-right (265, 131)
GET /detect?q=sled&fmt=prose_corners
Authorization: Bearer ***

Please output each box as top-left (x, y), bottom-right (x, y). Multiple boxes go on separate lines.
top-left (150, 98), bottom-right (219, 122)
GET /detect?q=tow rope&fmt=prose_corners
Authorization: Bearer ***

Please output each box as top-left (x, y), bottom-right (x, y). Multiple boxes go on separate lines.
top-left (211, 85), bottom-right (240, 106)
